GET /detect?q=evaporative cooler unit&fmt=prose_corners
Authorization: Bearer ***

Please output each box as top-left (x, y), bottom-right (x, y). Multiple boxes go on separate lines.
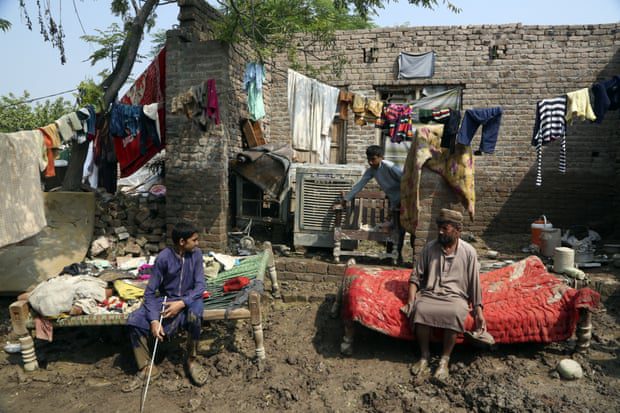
top-left (294, 164), bottom-right (366, 248)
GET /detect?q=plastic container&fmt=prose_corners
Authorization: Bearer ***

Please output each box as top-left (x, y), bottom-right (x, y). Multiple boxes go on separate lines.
top-left (531, 215), bottom-right (553, 247)
top-left (553, 247), bottom-right (574, 273)
top-left (540, 228), bottom-right (561, 257)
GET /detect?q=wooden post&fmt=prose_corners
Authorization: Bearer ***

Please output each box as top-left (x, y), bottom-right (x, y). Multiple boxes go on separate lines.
top-left (248, 291), bottom-right (265, 359)
top-left (575, 308), bottom-right (592, 353)
top-left (262, 241), bottom-right (280, 298)
top-left (333, 204), bottom-right (343, 263)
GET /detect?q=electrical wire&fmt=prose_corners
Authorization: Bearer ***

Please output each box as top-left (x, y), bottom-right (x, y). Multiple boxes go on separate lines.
top-left (0, 88), bottom-right (79, 109)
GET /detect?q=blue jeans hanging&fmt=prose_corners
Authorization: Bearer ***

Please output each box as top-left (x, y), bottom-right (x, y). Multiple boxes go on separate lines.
top-left (456, 107), bottom-right (503, 154)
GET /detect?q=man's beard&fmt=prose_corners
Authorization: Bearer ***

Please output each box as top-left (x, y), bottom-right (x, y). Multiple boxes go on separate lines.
top-left (438, 233), bottom-right (456, 246)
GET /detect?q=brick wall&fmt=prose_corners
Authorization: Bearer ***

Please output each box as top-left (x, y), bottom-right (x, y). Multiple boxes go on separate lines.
top-left (267, 24), bottom-right (620, 243)
top-left (168, 3), bottom-right (620, 247)
top-left (165, 19), bottom-right (231, 250)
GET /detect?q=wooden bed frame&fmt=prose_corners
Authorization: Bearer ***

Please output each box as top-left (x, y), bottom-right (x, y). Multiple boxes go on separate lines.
top-left (9, 242), bottom-right (281, 371)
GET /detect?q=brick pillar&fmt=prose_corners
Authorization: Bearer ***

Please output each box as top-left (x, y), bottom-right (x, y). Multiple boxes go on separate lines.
top-left (165, 33), bottom-right (231, 251)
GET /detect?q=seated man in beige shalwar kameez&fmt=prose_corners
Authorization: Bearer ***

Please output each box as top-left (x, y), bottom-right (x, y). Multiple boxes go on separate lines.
top-left (401, 208), bottom-right (486, 381)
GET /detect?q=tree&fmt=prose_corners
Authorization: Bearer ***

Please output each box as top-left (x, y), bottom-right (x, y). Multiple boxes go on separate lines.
top-left (0, 92), bottom-right (74, 133)
top-left (20, 0), bottom-right (160, 190)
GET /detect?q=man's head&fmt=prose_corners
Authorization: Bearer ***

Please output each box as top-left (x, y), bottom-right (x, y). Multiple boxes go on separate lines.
top-left (436, 208), bottom-right (463, 247)
top-left (366, 145), bottom-right (384, 169)
top-left (172, 222), bottom-right (199, 252)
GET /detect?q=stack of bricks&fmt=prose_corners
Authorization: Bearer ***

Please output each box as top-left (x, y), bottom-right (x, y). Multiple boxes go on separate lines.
top-left (91, 190), bottom-right (167, 260)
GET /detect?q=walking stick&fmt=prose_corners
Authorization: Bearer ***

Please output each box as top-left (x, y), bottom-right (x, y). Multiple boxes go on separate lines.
top-left (140, 296), bottom-right (167, 413)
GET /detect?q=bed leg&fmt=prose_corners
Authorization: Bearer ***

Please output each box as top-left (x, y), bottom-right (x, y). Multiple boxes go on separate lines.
top-left (340, 320), bottom-right (355, 356)
top-left (249, 291), bottom-right (265, 360)
top-left (10, 301), bottom-right (38, 371)
top-left (263, 241), bottom-right (281, 298)
top-left (575, 308), bottom-right (592, 353)
top-left (330, 258), bottom-right (355, 319)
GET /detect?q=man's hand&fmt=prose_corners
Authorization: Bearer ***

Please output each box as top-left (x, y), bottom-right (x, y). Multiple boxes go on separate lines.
top-left (474, 305), bottom-right (486, 332)
top-left (400, 301), bottom-right (415, 318)
top-left (162, 300), bottom-right (186, 319)
top-left (150, 320), bottom-right (165, 341)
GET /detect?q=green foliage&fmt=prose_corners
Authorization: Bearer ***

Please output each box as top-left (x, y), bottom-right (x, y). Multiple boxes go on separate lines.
top-left (0, 92), bottom-right (74, 133)
top-left (334, 0), bottom-right (461, 19)
top-left (212, 0), bottom-right (375, 74)
top-left (80, 23), bottom-right (144, 69)
top-left (75, 79), bottom-right (105, 110)
top-left (0, 18), bottom-right (11, 32)
top-left (147, 29), bottom-right (167, 60)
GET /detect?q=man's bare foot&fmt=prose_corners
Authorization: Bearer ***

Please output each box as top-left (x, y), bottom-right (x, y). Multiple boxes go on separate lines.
top-left (433, 357), bottom-right (450, 383)
top-left (410, 358), bottom-right (430, 377)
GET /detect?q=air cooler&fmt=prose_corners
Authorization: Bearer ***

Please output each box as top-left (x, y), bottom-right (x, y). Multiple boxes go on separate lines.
top-left (294, 164), bottom-right (366, 248)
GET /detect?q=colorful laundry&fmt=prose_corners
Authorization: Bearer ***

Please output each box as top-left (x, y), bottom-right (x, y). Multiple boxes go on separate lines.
top-left (115, 47), bottom-right (166, 178)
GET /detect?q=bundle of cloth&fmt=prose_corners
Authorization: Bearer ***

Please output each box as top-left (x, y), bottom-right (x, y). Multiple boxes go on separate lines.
top-left (340, 255), bottom-right (599, 344)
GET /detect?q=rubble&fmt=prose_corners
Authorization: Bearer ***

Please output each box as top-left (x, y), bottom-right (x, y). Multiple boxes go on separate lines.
top-left (90, 189), bottom-right (167, 261)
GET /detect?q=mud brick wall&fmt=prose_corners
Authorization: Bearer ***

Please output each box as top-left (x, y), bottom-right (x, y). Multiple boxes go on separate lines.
top-left (267, 24), bottom-right (620, 240)
top-left (165, 26), bottom-right (232, 250)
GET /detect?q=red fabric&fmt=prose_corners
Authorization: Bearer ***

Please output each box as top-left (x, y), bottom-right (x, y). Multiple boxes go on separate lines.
top-left (114, 48), bottom-right (166, 177)
top-left (223, 276), bottom-right (250, 293)
top-left (341, 255), bottom-right (600, 344)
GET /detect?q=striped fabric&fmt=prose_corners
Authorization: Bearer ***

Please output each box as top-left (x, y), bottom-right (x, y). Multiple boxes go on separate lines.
top-left (531, 96), bottom-right (567, 186)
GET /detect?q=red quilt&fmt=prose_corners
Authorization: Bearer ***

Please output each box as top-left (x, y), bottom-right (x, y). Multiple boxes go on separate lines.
top-left (341, 256), bottom-right (600, 343)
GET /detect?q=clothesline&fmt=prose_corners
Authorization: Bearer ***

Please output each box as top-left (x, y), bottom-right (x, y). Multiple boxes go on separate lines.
top-left (0, 88), bottom-right (79, 109)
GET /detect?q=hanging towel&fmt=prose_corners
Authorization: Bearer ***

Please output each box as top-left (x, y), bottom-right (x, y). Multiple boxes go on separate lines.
top-left (531, 96), bottom-right (567, 186)
top-left (288, 69), bottom-right (339, 161)
top-left (397, 51), bottom-right (436, 79)
top-left (566, 88), bottom-right (596, 123)
top-left (0, 130), bottom-right (47, 248)
top-left (244, 63), bottom-right (266, 121)
top-left (400, 124), bottom-right (475, 234)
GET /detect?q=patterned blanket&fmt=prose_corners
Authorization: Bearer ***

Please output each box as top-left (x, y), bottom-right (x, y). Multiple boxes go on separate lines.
top-left (341, 256), bottom-right (599, 343)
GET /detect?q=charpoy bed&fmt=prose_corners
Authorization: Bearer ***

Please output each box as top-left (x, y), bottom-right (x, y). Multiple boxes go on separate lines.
top-left (333, 255), bottom-right (599, 354)
top-left (9, 243), bottom-right (280, 370)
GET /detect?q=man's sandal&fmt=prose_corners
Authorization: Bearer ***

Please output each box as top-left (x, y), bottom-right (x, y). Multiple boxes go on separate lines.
top-left (121, 366), bottom-right (160, 393)
top-left (187, 361), bottom-right (208, 387)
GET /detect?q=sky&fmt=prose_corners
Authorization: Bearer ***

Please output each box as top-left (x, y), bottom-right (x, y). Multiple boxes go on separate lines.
top-left (0, 0), bottom-right (618, 104)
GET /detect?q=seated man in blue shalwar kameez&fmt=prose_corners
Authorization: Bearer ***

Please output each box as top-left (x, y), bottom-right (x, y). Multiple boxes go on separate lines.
top-left (122, 222), bottom-right (207, 392)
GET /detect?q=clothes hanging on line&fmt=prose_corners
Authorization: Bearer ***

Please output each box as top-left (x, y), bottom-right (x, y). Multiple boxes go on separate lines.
top-left (288, 69), bottom-right (339, 164)
top-left (400, 124), bottom-right (475, 235)
top-left (531, 96), bottom-right (567, 187)
top-left (115, 47), bottom-right (166, 178)
top-left (456, 107), bottom-right (503, 154)
top-left (55, 112), bottom-right (84, 142)
top-left (0, 130), bottom-right (48, 248)
top-left (351, 94), bottom-right (384, 127)
top-left (566, 88), bottom-right (596, 123)
top-left (244, 63), bottom-right (266, 121)
top-left (591, 75), bottom-right (620, 124)
top-left (170, 79), bottom-right (220, 128)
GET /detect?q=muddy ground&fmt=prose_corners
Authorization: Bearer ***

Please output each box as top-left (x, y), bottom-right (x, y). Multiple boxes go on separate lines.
top-left (0, 233), bottom-right (619, 413)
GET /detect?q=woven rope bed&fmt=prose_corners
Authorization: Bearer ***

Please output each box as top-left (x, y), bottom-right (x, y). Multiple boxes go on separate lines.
top-left (10, 244), bottom-right (280, 368)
